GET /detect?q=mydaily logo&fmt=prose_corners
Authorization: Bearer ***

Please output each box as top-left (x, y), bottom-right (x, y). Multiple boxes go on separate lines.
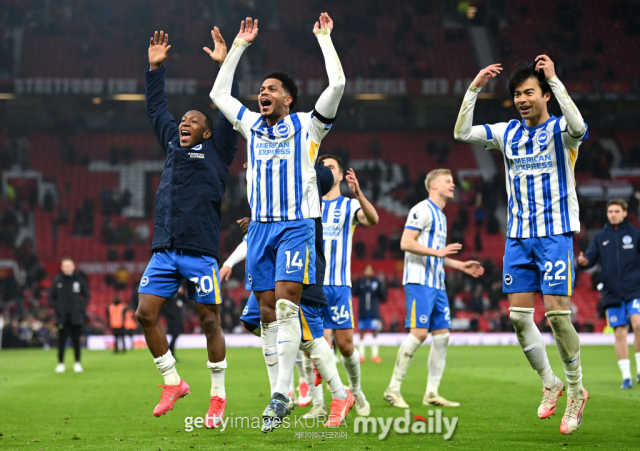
top-left (353, 409), bottom-right (457, 440)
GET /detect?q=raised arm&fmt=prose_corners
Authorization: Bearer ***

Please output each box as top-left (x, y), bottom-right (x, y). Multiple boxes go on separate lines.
top-left (535, 55), bottom-right (586, 140)
top-left (312, 12), bottom-right (345, 122)
top-left (145, 30), bottom-right (178, 152)
top-left (208, 20), bottom-right (258, 132)
top-left (346, 168), bottom-right (378, 226)
top-left (204, 28), bottom-right (240, 165)
top-left (453, 64), bottom-right (503, 146)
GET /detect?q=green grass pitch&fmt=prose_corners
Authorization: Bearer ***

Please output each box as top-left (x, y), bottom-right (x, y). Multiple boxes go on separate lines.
top-left (1, 345), bottom-right (639, 450)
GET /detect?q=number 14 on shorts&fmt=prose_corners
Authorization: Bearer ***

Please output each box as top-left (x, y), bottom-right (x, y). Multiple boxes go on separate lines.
top-left (285, 250), bottom-right (303, 272)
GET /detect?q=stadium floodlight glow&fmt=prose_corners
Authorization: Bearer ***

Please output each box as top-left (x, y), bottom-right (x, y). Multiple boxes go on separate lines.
top-left (354, 94), bottom-right (386, 100)
top-left (111, 94), bottom-right (146, 101)
top-left (0, 93), bottom-right (16, 99)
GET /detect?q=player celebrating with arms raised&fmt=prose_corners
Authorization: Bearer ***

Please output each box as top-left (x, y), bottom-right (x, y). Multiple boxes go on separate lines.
top-left (209, 13), bottom-right (345, 432)
top-left (137, 31), bottom-right (238, 427)
top-left (454, 56), bottom-right (589, 434)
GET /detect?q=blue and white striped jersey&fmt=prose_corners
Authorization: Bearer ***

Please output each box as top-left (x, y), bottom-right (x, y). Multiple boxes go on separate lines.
top-left (483, 115), bottom-right (588, 238)
top-left (403, 199), bottom-right (447, 290)
top-left (230, 108), bottom-right (332, 222)
top-left (322, 196), bottom-right (361, 287)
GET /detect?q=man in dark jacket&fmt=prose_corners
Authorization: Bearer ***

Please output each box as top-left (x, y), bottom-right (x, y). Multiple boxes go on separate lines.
top-left (578, 198), bottom-right (640, 388)
top-left (135, 30), bottom-right (238, 422)
top-left (49, 257), bottom-right (90, 373)
top-left (353, 264), bottom-right (386, 363)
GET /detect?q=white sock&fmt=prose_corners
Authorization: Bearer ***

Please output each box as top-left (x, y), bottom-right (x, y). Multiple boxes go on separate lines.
top-left (273, 299), bottom-right (302, 396)
top-left (261, 321), bottom-right (279, 394)
top-left (618, 359), bottom-right (632, 381)
top-left (295, 350), bottom-right (305, 386)
top-left (389, 334), bottom-right (422, 391)
top-left (510, 307), bottom-right (558, 388)
top-left (304, 337), bottom-right (347, 401)
top-left (303, 353), bottom-right (324, 406)
top-left (358, 340), bottom-right (366, 358)
top-left (154, 350), bottom-right (180, 385)
top-left (426, 332), bottom-right (449, 396)
top-left (635, 353), bottom-right (640, 376)
top-left (341, 349), bottom-right (362, 395)
top-left (207, 359), bottom-right (227, 398)
top-left (372, 336), bottom-right (379, 359)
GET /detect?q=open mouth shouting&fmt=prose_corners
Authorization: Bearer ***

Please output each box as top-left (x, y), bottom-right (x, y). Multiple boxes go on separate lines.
top-left (180, 127), bottom-right (192, 145)
top-left (260, 96), bottom-right (273, 113)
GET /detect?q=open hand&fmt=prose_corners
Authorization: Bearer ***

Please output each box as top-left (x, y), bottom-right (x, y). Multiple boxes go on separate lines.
top-left (471, 64), bottom-right (502, 88)
top-left (149, 30), bottom-right (172, 70)
top-left (313, 12), bottom-right (333, 35)
top-left (345, 168), bottom-right (361, 196)
top-left (461, 260), bottom-right (484, 278)
top-left (439, 243), bottom-right (463, 258)
top-left (236, 17), bottom-right (259, 44)
top-left (203, 27), bottom-right (227, 65)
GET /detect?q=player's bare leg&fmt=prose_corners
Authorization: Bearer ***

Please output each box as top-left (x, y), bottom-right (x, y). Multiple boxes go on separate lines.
top-left (334, 328), bottom-right (369, 415)
top-left (614, 325), bottom-right (633, 388)
top-left (508, 292), bottom-right (562, 419)
top-left (197, 303), bottom-right (227, 429)
top-left (136, 293), bottom-right (189, 416)
top-left (423, 329), bottom-right (458, 407)
top-left (385, 328), bottom-right (426, 408)
top-left (631, 314), bottom-right (640, 384)
top-left (544, 295), bottom-right (587, 434)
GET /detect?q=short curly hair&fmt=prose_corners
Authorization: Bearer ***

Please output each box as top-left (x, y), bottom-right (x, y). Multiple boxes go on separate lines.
top-left (264, 70), bottom-right (298, 111)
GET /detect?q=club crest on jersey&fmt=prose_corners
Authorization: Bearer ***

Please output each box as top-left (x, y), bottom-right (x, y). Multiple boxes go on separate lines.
top-left (504, 273), bottom-right (513, 285)
top-left (276, 122), bottom-right (291, 137)
top-left (623, 235), bottom-right (634, 249)
top-left (141, 276), bottom-right (149, 287)
top-left (419, 315), bottom-right (428, 324)
top-left (191, 144), bottom-right (203, 151)
top-left (535, 130), bottom-right (550, 146)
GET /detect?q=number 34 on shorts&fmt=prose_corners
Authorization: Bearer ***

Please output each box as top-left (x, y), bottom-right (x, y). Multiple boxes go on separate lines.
top-left (502, 233), bottom-right (576, 296)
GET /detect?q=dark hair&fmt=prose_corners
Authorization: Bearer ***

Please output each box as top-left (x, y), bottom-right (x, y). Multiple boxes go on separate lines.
top-left (264, 71), bottom-right (298, 111)
top-left (194, 110), bottom-right (214, 132)
top-left (607, 198), bottom-right (628, 211)
top-left (318, 154), bottom-right (343, 173)
top-left (508, 60), bottom-right (552, 99)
